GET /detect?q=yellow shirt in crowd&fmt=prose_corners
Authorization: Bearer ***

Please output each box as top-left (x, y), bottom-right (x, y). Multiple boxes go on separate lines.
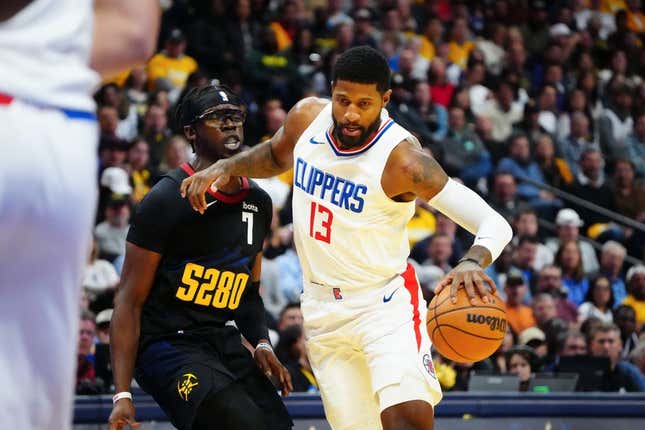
top-left (448, 40), bottom-right (474, 70)
top-left (623, 295), bottom-right (645, 328)
top-left (147, 53), bottom-right (198, 91)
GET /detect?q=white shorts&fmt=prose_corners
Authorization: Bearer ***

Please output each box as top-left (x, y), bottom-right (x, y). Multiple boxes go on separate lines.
top-left (301, 263), bottom-right (443, 430)
top-left (0, 99), bottom-right (97, 429)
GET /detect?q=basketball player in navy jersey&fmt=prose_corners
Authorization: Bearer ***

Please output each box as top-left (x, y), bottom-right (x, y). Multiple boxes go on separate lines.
top-left (109, 85), bottom-right (293, 430)
top-left (180, 47), bottom-right (512, 429)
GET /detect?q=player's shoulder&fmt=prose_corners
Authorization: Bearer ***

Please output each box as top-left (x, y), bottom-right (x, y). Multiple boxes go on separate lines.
top-left (285, 97), bottom-right (329, 130)
top-left (138, 168), bottom-right (186, 208)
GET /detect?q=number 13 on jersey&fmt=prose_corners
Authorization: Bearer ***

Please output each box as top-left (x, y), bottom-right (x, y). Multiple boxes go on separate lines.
top-left (309, 201), bottom-right (333, 243)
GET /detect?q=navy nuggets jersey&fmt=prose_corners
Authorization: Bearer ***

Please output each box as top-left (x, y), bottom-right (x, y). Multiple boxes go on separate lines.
top-left (127, 163), bottom-right (272, 349)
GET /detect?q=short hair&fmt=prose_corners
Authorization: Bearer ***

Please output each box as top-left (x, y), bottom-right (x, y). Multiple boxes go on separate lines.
top-left (278, 302), bottom-right (301, 321)
top-left (80, 310), bottom-right (96, 324)
top-left (517, 235), bottom-right (539, 247)
top-left (331, 45), bottom-right (391, 93)
top-left (601, 240), bottom-right (626, 257)
top-left (587, 321), bottom-right (620, 344)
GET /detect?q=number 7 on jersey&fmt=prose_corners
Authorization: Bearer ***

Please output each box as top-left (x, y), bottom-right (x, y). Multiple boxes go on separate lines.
top-left (309, 201), bottom-right (333, 244)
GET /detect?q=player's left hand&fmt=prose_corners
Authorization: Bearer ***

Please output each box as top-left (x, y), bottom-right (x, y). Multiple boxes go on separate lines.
top-left (254, 348), bottom-right (293, 396)
top-left (435, 260), bottom-right (496, 306)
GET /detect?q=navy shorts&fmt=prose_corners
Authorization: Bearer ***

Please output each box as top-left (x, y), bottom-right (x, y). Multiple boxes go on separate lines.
top-left (135, 327), bottom-right (291, 430)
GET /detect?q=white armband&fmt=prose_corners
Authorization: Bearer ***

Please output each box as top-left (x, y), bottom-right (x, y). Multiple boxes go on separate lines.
top-left (428, 178), bottom-right (513, 262)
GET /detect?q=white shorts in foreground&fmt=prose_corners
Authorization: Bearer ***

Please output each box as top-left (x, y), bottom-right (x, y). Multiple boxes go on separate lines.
top-left (0, 100), bottom-right (97, 429)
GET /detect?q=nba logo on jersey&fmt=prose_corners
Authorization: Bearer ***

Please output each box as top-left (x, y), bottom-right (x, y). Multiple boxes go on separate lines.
top-left (333, 287), bottom-right (343, 300)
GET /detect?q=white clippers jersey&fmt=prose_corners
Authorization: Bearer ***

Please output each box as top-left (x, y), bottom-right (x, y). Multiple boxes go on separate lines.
top-left (292, 102), bottom-right (415, 292)
top-left (0, 0), bottom-right (98, 111)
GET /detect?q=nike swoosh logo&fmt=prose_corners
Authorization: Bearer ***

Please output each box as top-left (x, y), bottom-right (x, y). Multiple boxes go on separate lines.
top-left (383, 287), bottom-right (400, 303)
top-left (309, 136), bottom-right (325, 144)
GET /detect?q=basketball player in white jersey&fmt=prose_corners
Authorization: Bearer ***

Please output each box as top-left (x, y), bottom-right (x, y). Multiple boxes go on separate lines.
top-left (0, 1), bottom-right (159, 428)
top-left (181, 46), bottom-right (513, 429)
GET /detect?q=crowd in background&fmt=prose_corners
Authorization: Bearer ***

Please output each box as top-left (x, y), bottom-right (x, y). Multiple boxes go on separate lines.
top-left (77, 0), bottom-right (645, 395)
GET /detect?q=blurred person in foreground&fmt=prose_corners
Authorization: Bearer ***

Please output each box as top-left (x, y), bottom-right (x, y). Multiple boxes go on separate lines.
top-left (0, 1), bottom-right (159, 428)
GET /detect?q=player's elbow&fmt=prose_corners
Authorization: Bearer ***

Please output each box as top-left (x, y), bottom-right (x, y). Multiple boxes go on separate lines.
top-left (498, 213), bottom-right (513, 249)
top-left (125, 27), bottom-right (157, 63)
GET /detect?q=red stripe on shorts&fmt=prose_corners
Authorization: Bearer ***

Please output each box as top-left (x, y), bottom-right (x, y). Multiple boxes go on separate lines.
top-left (0, 93), bottom-right (14, 105)
top-left (402, 262), bottom-right (421, 352)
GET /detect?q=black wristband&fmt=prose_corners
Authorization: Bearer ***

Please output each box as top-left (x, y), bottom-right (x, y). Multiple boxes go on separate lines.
top-left (457, 257), bottom-right (482, 267)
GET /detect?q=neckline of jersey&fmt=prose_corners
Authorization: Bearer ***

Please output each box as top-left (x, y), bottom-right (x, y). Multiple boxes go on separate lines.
top-left (180, 162), bottom-right (250, 204)
top-left (325, 118), bottom-right (394, 156)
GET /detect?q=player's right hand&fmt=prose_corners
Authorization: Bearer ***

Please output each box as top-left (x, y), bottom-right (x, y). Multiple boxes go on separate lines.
top-left (108, 399), bottom-right (141, 430)
top-left (179, 159), bottom-right (232, 214)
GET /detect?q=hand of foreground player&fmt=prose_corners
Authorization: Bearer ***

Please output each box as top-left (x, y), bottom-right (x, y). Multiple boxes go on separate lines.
top-left (108, 399), bottom-right (141, 430)
top-left (254, 348), bottom-right (293, 396)
top-left (179, 159), bottom-right (232, 214)
top-left (434, 260), bottom-right (496, 305)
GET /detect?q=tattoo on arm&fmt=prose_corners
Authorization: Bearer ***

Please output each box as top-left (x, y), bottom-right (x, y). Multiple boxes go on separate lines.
top-left (408, 150), bottom-right (448, 198)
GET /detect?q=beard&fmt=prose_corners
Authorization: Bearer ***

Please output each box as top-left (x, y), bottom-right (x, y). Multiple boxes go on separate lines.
top-left (332, 116), bottom-right (381, 149)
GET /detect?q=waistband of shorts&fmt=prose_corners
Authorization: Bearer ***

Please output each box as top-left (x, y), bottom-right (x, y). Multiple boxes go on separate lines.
top-left (302, 277), bottom-right (393, 302)
top-left (0, 93), bottom-right (96, 121)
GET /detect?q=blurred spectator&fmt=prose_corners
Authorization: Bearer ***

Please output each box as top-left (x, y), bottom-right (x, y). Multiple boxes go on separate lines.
top-left (506, 345), bottom-right (540, 391)
top-left (82, 238), bottom-right (119, 298)
top-left (422, 233), bottom-right (453, 274)
top-left (410, 212), bottom-right (464, 268)
top-left (278, 325), bottom-right (318, 393)
top-left (475, 23), bottom-right (507, 77)
top-left (556, 88), bottom-right (593, 142)
top-left (568, 148), bottom-right (617, 226)
top-left (95, 83), bottom-right (139, 141)
top-left (534, 134), bottom-right (574, 190)
top-left (277, 302), bottom-right (303, 334)
top-left (418, 17), bottom-right (443, 61)
top-left (614, 305), bottom-right (641, 358)
top-left (412, 81), bottom-right (448, 144)
top-left (512, 209), bottom-right (554, 271)
top-left (546, 208), bottom-right (600, 274)
top-left (95, 308), bottom-right (112, 344)
top-left (352, 8), bottom-right (379, 48)
top-left (478, 81), bottom-right (524, 144)
top-left (124, 66), bottom-right (149, 118)
top-left (518, 326), bottom-right (549, 359)
top-left (623, 265), bottom-right (645, 328)
top-left (98, 166), bottom-right (133, 223)
top-left (521, 0), bottom-right (550, 58)
top-left (611, 159), bottom-right (645, 222)
top-left (532, 293), bottom-right (558, 331)
top-left (126, 138), bottom-right (153, 203)
top-left (512, 235), bottom-right (540, 289)
top-left (558, 330), bottom-right (588, 357)
top-left (598, 241), bottom-right (628, 305)
top-left (504, 269), bottom-right (536, 336)
top-left (498, 134), bottom-right (555, 205)
top-left (98, 135), bottom-right (130, 174)
top-left (143, 104), bottom-right (173, 170)
top-left (489, 172), bottom-right (522, 221)
top-left (587, 322), bottom-right (645, 391)
top-left (98, 105), bottom-right (119, 139)
top-left (76, 311), bottom-right (99, 394)
top-left (629, 344), bottom-right (645, 375)
top-left (618, 112), bottom-right (645, 178)
top-left (558, 112), bottom-right (597, 178)
top-left (427, 58), bottom-right (455, 108)
top-left (578, 275), bottom-right (615, 324)
top-left (537, 84), bottom-right (560, 135)
top-left (158, 135), bottom-right (191, 175)
top-left (439, 106), bottom-right (492, 188)
top-left (555, 240), bottom-right (590, 306)
top-left (94, 194), bottom-right (131, 262)
top-left (598, 84), bottom-right (634, 157)
top-left (535, 265), bottom-right (579, 324)
top-left (447, 17), bottom-right (474, 70)
top-left (147, 28), bottom-right (198, 101)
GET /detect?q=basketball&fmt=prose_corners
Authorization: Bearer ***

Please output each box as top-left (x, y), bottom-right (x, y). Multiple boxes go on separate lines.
top-left (427, 285), bottom-right (506, 363)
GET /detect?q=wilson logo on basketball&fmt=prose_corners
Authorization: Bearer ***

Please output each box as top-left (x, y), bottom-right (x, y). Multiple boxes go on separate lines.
top-left (466, 314), bottom-right (507, 333)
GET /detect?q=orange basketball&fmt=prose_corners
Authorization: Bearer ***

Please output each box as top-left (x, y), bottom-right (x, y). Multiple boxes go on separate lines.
top-left (427, 285), bottom-right (506, 363)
